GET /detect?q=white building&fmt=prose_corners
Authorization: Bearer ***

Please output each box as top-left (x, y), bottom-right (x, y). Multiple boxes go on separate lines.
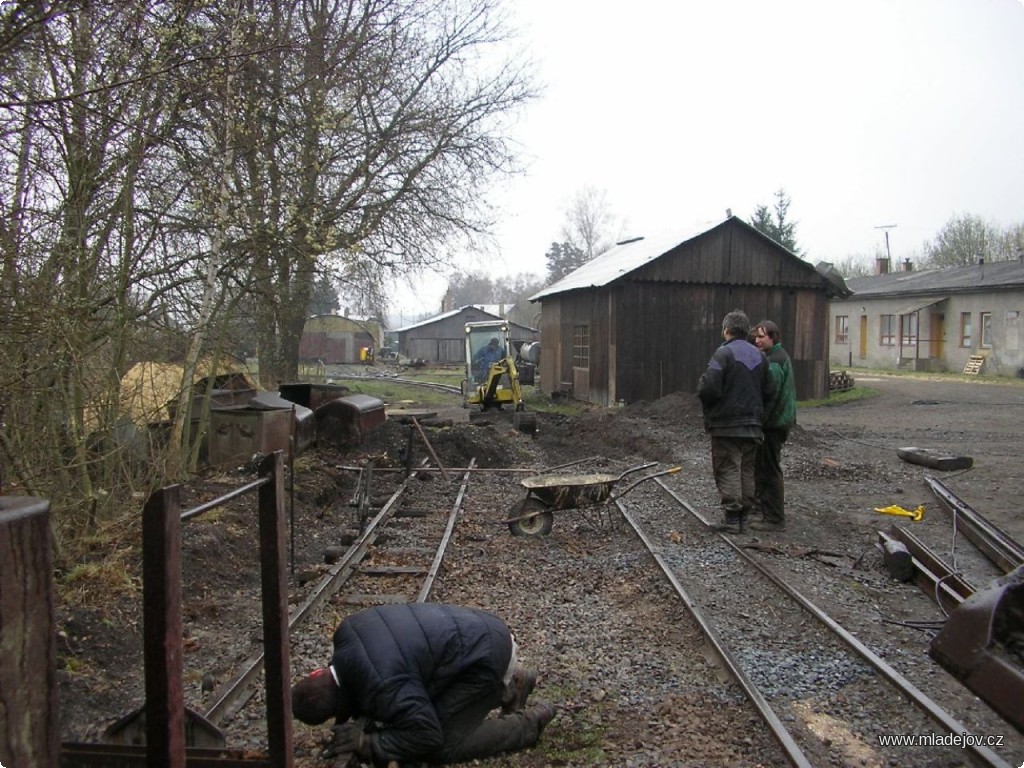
top-left (829, 257), bottom-right (1024, 377)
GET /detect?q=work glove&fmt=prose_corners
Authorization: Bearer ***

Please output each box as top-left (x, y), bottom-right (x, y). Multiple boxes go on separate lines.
top-left (321, 720), bottom-right (371, 765)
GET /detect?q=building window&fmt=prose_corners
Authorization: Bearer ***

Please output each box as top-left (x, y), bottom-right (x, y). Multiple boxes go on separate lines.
top-left (879, 314), bottom-right (896, 346)
top-left (900, 313), bottom-right (918, 345)
top-left (835, 315), bottom-right (849, 344)
top-left (960, 312), bottom-right (972, 347)
top-left (572, 324), bottom-right (590, 367)
top-left (980, 312), bottom-right (992, 348)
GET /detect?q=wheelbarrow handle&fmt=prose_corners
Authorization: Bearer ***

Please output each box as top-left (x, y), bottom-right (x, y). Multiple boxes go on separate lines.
top-left (610, 466), bottom-right (681, 500)
top-left (615, 461), bottom-right (659, 482)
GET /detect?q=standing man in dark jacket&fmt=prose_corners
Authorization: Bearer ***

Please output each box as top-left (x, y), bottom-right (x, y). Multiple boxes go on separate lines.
top-left (698, 310), bottom-right (776, 534)
top-left (751, 320), bottom-right (797, 532)
top-left (291, 603), bottom-right (553, 766)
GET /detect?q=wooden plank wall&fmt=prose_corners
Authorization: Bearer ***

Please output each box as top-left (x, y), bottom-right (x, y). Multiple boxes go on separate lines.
top-left (537, 219), bottom-right (834, 405)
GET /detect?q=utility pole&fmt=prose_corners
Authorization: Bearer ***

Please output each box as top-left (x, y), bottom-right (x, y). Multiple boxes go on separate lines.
top-left (875, 224), bottom-right (897, 267)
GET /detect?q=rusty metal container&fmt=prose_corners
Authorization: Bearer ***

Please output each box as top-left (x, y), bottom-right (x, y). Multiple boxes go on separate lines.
top-left (315, 394), bottom-right (386, 448)
top-left (278, 382), bottom-right (352, 411)
top-left (207, 406), bottom-right (292, 466)
top-left (251, 391), bottom-right (316, 454)
top-left (166, 373), bottom-right (257, 421)
top-left (929, 564), bottom-right (1024, 734)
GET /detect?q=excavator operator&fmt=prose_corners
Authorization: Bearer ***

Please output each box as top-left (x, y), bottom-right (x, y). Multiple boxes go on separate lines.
top-left (473, 337), bottom-right (505, 383)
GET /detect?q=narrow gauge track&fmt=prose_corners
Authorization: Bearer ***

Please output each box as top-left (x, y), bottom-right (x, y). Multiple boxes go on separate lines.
top-left (329, 372), bottom-right (463, 396)
top-left (198, 459), bottom-right (473, 743)
top-left (616, 477), bottom-right (1015, 768)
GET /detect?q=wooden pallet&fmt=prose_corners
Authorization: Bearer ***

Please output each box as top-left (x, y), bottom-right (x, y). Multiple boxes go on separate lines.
top-left (963, 354), bottom-right (985, 375)
top-left (829, 370), bottom-right (855, 392)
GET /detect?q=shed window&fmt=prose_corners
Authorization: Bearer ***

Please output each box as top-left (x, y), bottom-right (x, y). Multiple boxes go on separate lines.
top-left (900, 313), bottom-right (918, 345)
top-left (960, 313), bottom-right (972, 347)
top-left (879, 315), bottom-right (896, 346)
top-left (980, 312), bottom-right (992, 348)
top-left (572, 324), bottom-right (590, 368)
top-left (834, 315), bottom-right (849, 344)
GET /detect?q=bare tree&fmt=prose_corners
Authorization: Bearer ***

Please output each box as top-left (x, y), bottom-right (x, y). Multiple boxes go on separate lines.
top-left (995, 222), bottom-right (1024, 262)
top-left (210, 0), bottom-right (537, 384)
top-left (562, 185), bottom-right (619, 260)
top-left (921, 214), bottom-right (1003, 268)
top-left (0, 0), bottom-right (537, 538)
top-left (0, 2), bottom-right (214, 536)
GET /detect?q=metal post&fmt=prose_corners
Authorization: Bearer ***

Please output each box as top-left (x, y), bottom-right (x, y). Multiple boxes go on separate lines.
top-left (0, 497), bottom-right (58, 768)
top-left (142, 486), bottom-right (185, 768)
top-left (258, 452), bottom-right (293, 767)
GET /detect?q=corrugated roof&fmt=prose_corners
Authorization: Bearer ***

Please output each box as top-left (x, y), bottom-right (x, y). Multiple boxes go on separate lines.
top-left (529, 220), bottom-right (728, 302)
top-left (846, 260), bottom-right (1024, 298)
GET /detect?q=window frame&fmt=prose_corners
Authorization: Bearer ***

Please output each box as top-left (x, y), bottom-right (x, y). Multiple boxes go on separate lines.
top-left (980, 311), bottom-right (992, 348)
top-left (959, 312), bottom-right (972, 348)
top-left (900, 313), bottom-right (918, 346)
top-left (834, 315), bottom-right (849, 344)
top-left (879, 314), bottom-right (896, 346)
top-left (572, 324), bottom-right (590, 368)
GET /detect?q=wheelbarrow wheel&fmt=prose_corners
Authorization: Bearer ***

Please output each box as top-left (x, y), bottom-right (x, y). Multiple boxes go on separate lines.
top-left (508, 497), bottom-right (553, 537)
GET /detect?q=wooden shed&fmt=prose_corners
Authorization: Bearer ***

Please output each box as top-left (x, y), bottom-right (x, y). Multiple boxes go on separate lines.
top-left (299, 314), bottom-right (384, 364)
top-left (529, 216), bottom-right (850, 406)
top-left (395, 306), bottom-right (539, 363)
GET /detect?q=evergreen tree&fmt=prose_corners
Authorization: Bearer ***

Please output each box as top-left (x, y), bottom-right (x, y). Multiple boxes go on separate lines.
top-left (750, 189), bottom-right (802, 255)
top-left (545, 241), bottom-right (587, 282)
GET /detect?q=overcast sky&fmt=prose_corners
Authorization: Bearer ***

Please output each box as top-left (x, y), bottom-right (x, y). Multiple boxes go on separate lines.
top-left (391, 0), bottom-right (1024, 321)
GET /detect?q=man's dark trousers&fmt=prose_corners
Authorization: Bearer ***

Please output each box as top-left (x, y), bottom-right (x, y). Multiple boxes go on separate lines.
top-left (755, 428), bottom-right (787, 524)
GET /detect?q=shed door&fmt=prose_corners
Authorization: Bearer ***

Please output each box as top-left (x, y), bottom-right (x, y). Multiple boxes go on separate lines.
top-left (859, 316), bottom-right (868, 360)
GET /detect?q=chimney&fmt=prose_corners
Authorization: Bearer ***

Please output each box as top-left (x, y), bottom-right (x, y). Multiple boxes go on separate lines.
top-left (725, 208), bottom-right (733, 218)
top-left (875, 257), bottom-right (890, 275)
top-left (902, 259), bottom-right (913, 272)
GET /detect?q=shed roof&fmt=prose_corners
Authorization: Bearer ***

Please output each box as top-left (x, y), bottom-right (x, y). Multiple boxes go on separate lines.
top-left (393, 305), bottom-right (537, 334)
top-left (529, 216), bottom-right (838, 301)
top-left (844, 260), bottom-right (1024, 299)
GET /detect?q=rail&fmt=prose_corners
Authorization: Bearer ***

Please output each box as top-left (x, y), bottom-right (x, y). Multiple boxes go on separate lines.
top-left (617, 476), bottom-right (1013, 768)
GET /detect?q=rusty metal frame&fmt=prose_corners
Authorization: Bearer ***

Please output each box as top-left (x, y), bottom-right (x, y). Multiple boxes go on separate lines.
top-left (886, 525), bottom-right (976, 613)
top-left (61, 452), bottom-right (292, 767)
top-left (926, 475), bottom-right (1024, 574)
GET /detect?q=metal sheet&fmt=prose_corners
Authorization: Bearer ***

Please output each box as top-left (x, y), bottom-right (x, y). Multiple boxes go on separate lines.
top-left (892, 297), bottom-right (947, 316)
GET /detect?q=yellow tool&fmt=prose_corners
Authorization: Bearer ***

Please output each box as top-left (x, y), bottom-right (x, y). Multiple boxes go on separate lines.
top-left (874, 504), bottom-right (925, 522)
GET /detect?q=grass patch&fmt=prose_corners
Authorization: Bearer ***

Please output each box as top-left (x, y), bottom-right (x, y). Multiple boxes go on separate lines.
top-left (329, 365), bottom-right (593, 418)
top-left (799, 386), bottom-right (878, 409)
top-left (58, 556), bottom-right (141, 608)
top-left (840, 366), bottom-right (1024, 387)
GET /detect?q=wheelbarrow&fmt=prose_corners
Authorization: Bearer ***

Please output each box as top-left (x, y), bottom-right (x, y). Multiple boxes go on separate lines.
top-left (504, 463), bottom-right (681, 537)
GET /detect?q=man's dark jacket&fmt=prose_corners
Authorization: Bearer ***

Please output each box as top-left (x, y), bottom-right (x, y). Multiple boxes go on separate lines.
top-left (329, 603), bottom-right (512, 763)
top-left (698, 338), bottom-right (776, 433)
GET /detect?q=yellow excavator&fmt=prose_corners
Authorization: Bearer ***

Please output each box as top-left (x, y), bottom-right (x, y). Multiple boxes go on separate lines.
top-left (461, 320), bottom-right (537, 434)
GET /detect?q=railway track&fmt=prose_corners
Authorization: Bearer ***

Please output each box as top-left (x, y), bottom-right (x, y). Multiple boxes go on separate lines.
top-left (616, 475), bottom-right (1016, 768)
top-left (68, 447), bottom-right (1022, 766)
top-left (200, 459), bottom-right (472, 737)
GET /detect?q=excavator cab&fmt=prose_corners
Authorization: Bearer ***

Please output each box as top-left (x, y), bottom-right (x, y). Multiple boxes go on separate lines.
top-left (462, 321), bottom-right (536, 434)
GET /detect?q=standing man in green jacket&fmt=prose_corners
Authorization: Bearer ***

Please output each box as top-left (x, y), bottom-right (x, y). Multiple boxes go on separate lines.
top-left (751, 320), bottom-right (797, 532)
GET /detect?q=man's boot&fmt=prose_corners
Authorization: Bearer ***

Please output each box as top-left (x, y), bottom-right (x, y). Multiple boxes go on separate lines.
top-left (524, 700), bottom-right (556, 736)
top-left (501, 665), bottom-right (537, 714)
top-left (711, 508), bottom-right (743, 534)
